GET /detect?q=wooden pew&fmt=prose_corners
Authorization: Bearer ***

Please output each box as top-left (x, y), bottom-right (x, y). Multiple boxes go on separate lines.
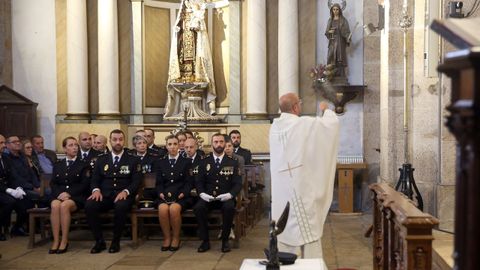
top-left (370, 183), bottom-right (439, 270)
top-left (244, 164), bottom-right (265, 226)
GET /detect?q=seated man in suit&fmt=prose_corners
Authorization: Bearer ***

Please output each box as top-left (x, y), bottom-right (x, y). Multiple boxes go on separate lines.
top-left (229, 130), bottom-right (253, 165)
top-left (194, 133), bottom-right (242, 253)
top-left (31, 135), bottom-right (57, 174)
top-left (78, 132), bottom-right (100, 165)
top-left (85, 129), bottom-right (142, 254)
top-left (144, 128), bottom-right (167, 157)
top-left (4, 135), bottom-right (40, 236)
top-left (0, 134), bottom-right (15, 240)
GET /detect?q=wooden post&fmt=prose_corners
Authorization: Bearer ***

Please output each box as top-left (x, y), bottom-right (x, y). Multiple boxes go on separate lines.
top-left (438, 47), bottom-right (480, 269)
top-left (338, 169), bottom-right (353, 213)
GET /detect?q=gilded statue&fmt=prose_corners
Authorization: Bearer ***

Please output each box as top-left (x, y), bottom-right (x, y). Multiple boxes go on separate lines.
top-left (166, 0), bottom-right (216, 118)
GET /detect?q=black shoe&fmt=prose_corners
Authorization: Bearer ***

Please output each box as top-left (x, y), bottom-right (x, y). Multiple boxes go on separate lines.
top-left (0, 233), bottom-right (6, 241)
top-left (197, 241), bottom-right (210, 253)
top-left (10, 226), bottom-right (28, 237)
top-left (169, 244), bottom-right (180, 252)
top-left (221, 240), bottom-right (231, 253)
top-left (108, 241), bottom-right (120, 253)
top-left (90, 241), bottom-right (106, 254)
top-left (56, 243), bottom-right (69, 254)
top-left (48, 247), bottom-right (58, 254)
top-left (161, 246), bottom-right (170, 251)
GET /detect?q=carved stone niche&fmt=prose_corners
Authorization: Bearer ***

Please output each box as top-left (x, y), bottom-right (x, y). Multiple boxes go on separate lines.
top-left (313, 80), bottom-right (365, 114)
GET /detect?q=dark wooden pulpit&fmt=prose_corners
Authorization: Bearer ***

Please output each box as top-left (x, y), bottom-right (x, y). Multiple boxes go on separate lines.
top-left (0, 85), bottom-right (38, 139)
top-left (438, 47), bottom-right (480, 269)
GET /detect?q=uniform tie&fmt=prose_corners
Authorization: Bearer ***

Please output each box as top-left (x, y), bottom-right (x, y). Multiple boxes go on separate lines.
top-left (169, 159), bottom-right (176, 167)
top-left (67, 160), bottom-right (73, 167)
top-left (215, 157), bottom-right (220, 168)
top-left (82, 152), bottom-right (88, 160)
top-left (114, 156), bottom-right (120, 167)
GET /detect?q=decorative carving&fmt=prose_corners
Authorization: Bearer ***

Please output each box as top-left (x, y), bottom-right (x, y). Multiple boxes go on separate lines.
top-left (414, 247), bottom-right (427, 269)
top-left (369, 183), bottom-right (438, 270)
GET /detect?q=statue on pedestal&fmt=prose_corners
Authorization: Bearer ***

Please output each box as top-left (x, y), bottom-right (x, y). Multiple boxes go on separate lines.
top-left (325, 1), bottom-right (350, 84)
top-left (165, 0), bottom-right (217, 120)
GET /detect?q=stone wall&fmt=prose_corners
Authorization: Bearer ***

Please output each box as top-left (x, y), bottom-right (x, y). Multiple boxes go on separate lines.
top-left (0, 0), bottom-right (12, 87)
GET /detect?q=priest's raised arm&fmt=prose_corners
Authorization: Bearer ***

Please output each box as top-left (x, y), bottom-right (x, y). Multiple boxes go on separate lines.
top-left (270, 93), bottom-right (339, 265)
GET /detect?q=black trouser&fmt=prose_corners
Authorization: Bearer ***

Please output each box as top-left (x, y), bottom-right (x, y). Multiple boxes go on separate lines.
top-left (84, 196), bottom-right (134, 242)
top-left (0, 193), bottom-right (15, 227)
top-left (194, 199), bottom-right (235, 241)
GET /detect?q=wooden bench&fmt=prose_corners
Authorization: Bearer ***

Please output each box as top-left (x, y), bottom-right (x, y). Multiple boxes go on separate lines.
top-left (131, 173), bottom-right (246, 248)
top-left (244, 164), bottom-right (265, 226)
top-left (27, 173), bottom-right (140, 248)
top-left (28, 173), bottom-right (246, 248)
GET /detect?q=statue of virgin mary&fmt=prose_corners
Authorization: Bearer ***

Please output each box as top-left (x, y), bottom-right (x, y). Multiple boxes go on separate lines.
top-left (165, 0), bottom-right (217, 117)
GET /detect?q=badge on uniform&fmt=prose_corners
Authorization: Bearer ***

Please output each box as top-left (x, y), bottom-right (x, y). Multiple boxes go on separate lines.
top-left (104, 164), bottom-right (109, 171)
top-left (120, 165), bottom-right (130, 174)
top-left (142, 164), bottom-right (151, 174)
top-left (206, 163), bottom-right (211, 172)
top-left (220, 166), bottom-right (234, 176)
top-left (192, 165), bottom-right (199, 175)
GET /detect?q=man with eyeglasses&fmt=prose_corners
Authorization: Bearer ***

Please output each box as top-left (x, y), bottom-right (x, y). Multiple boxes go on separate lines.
top-left (3, 135), bottom-right (41, 236)
top-left (270, 92), bottom-right (339, 263)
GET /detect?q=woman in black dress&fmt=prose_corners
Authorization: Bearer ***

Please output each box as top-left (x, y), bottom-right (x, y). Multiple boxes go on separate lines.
top-left (156, 134), bottom-right (192, 251)
top-left (49, 137), bottom-right (90, 254)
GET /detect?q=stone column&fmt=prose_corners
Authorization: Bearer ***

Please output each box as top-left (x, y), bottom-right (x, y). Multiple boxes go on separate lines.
top-left (130, 0), bottom-right (143, 124)
top-left (97, 0), bottom-right (120, 118)
top-left (65, 0), bottom-right (89, 119)
top-left (278, 0), bottom-right (299, 97)
top-left (245, 0), bottom-right (267, 118)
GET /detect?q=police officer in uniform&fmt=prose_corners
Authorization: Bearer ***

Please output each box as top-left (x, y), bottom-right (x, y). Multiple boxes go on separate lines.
top-left (184, 138), bottom-right (205, 200)
top-left (129, 135), bottom-right (159, 201)
top-left (155, 135), bottom-right (192, 251)
top-left (0, 134), bottom-right (15, 241)
top-left (85, 129), bottom-right (142, 254)
top-left (49, 136), bottom-right (91, 254)
top-left (194, 133), bottom-right (242, 253)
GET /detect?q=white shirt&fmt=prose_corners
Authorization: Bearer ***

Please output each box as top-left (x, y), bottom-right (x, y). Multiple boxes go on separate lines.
top-left (212, 152), bottom-right (225, 164)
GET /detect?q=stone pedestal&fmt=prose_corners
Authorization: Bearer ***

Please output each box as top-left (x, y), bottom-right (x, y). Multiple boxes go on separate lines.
top-left (164, 82), bottom-right (221, 122)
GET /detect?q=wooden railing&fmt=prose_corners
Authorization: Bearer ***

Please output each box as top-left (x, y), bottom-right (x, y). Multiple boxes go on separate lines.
top-left (370, 183), bottom-right (439, 270)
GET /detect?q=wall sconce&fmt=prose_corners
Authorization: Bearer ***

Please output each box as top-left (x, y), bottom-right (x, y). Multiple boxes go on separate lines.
top-left (363, 4), bottom-right (385, 36)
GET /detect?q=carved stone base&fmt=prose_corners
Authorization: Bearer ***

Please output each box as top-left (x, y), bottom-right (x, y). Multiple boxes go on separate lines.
top-left (65, 113), bottom-right (90, 120)
top-left (165, 82), bottom-right (219, 122)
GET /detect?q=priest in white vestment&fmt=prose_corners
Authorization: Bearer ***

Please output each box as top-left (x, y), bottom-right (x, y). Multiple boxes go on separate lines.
top-left (270, 93), bottom-right (339, 264)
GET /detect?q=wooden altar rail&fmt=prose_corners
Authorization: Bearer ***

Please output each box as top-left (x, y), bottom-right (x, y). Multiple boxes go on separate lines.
top-left (370, 183), bottom-right (439, 270)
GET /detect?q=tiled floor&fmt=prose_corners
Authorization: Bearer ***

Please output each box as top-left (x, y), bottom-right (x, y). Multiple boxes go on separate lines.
top-left (0, 214), bottom-right (374, 269)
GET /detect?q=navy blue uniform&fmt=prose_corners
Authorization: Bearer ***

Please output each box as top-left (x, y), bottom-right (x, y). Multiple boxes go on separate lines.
top-left (155, 155), bottom-right (192, 208)
top-left (85, 152), bottom-right (142, 242)
top-left (50, 158), bottom-right (90, 209)
top-left (194, 154), bottom-right (242, 241)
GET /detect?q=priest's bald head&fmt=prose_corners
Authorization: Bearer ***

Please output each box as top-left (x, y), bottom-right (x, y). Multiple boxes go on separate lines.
top-left (279, 93), bottom-right (302, 116)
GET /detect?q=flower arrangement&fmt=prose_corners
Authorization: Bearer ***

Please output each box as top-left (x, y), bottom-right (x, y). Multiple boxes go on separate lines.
top-left (310, 64), bottom-right (336, 83)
